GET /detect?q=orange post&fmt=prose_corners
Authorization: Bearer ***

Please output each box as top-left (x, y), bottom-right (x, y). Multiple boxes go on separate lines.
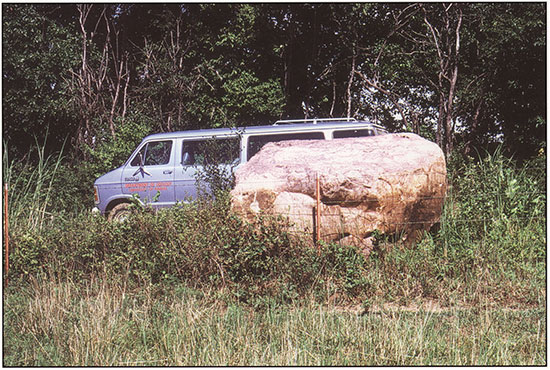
top-left (4, 183), bottom-right (8, 286)
top-left (316, 173), bottom-right (321, 251)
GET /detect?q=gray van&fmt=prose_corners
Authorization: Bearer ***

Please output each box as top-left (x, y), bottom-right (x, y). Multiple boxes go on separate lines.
top-left (93, 118), bottom-right (387, 220)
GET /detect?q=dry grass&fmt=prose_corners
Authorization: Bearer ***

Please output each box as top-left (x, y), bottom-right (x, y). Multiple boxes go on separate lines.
top-left (4, 276), bottom-right (546, 366)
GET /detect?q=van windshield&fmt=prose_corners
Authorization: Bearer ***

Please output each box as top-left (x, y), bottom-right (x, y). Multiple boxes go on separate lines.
top-left (130, 140), bottom-right (173, 166)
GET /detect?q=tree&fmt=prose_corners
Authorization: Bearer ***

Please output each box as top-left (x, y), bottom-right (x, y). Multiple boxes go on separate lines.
top-left (456, 3), bottom-right (546, 159)
top-left (3, 3), bottom-right (546, 162)
top-left (67, 4), bottom-right (133, 157)
top-left (407, 3), bottom-right (463, 157)
top-left (2, 4), bottom-right (80, 158)
top-left (125, 4), bottom-right (285, 131)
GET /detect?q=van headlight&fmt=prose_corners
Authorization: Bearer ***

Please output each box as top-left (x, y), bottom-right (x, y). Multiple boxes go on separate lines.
top-left (94, 185), bottom-right (100, 204)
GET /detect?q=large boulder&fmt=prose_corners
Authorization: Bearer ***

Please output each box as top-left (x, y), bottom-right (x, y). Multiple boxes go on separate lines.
top-left (230, 133), bottom-right (447, 254)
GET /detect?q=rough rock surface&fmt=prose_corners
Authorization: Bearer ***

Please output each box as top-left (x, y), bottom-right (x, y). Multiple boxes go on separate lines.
top-left (231, 133), bottom-right (447, 255)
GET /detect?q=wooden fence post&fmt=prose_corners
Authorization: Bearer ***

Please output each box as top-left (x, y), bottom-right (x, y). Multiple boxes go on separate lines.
top-left (316, 173), bottom-right (321, 252)
top-left (4, 183), bottom-right (8, 287)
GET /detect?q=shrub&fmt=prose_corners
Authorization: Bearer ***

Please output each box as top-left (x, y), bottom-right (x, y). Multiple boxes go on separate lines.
top-left (7, 193), bottom-right (371, 306)
top-left (442, 147), bottom-right (545, 267)
top-left (5, 145), bottom-right (544, 309)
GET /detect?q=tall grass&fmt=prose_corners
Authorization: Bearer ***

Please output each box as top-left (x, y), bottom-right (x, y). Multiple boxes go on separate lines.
top-left (3, 277), bottom-right (545, 366)
top-left (3, 136), bottom-right (65, 231)
top-left (359, 147), bottom-right (546, 309)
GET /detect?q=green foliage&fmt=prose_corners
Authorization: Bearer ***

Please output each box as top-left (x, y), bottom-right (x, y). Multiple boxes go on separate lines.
top-left (191, 137), bottom-right (241, 197)
top-left (7, 194), bottom-right (368, 307)
top-left (55, 115), bottom-right (153, 211)
top-left (455, 3), bottom-right (546, 159)
top-left (5, 145), bottom-right (545, 311)
top-left (2, 4), bottom-right (80, 158)
top-left (442, 147), bottom-right (546, 266)
top-left (84, 115), bottom-right (153, 178)
top-left (221, 70), bottom-right (285, 123)
top-left (3, 3), bottom-right (546, 161)
top-left (317, 242), bottom-right (369, 296)
top-left (368, 147), bottom-right (546, 307)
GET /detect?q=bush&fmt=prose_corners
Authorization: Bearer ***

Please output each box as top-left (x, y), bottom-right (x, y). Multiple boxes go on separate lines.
top-left (5, 145), bottom-right (545, 309)
top-left (7, 194), bottom-right (371, 306)
top-left (51, 115), bottom-right (154, 212)
top-left (365, 146), bottom-right (546, 306)
top-left (442, 147), bottom-right (545, 267)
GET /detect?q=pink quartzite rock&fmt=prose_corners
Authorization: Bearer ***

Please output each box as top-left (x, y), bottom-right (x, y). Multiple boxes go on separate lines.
top-left (230, 133), bottom-right (447, 255)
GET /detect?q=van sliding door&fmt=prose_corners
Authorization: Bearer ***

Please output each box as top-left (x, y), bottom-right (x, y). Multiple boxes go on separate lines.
top-left (176, 137), bottom-right (241, 201)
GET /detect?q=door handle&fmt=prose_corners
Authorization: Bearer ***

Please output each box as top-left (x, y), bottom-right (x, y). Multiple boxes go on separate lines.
top-left (163, 170), bottom-right (173, 174)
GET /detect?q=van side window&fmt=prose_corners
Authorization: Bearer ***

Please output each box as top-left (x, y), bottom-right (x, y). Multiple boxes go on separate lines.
top-left (333, 129), bottom-right (374, 139)
top-left (130, 140), bottom-right (173, 166)
top-left (247, 132), bottom-right (324, 160)
top-left (182, 138), bottom-right (240, 166)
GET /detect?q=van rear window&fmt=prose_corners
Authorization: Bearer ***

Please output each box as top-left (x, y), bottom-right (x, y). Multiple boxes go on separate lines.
top-left (247, 132), bottom-right (324, 160)
top-left (182, 138), bottom-right (240, 166)
top-left (333, 129), bottom-right (374, 139)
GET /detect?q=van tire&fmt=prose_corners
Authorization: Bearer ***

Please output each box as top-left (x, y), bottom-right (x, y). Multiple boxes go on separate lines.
top-left (108, 203), bottom-right (132, 222)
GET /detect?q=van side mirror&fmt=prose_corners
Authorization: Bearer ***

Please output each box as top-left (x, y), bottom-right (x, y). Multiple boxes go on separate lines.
top-left (182, 152), bottom-right (192, 165)
top-left (139, 152), bottom-right (145, 167)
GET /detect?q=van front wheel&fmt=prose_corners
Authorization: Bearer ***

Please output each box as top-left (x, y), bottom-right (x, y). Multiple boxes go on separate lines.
top-left (108, 203), bottom-right (132, 222)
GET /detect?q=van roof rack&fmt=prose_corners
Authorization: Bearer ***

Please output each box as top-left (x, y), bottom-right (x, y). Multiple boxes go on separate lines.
top-left (273, 117), bottom-right (357, 126)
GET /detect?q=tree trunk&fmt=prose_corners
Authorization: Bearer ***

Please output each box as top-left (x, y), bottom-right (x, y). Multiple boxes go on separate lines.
top-left (423, 4), bottom-right (462, 158)
top-left (346, 52), bottom-right (356, 118)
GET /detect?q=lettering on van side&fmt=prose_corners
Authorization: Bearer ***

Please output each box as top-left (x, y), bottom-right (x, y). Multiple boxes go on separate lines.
top-left (124, 181), bottom-right (173, 192)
